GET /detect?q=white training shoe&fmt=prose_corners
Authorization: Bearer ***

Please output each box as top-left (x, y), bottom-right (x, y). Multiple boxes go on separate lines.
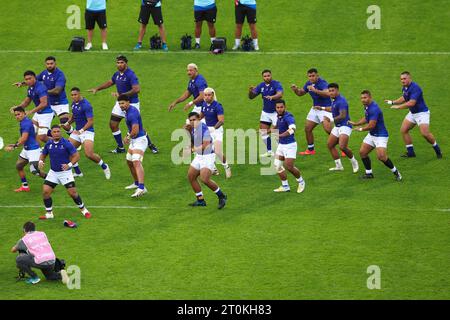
top-left (254, 45), bottom-right (260, 51)
top-left (125, 183), bottom-right (138, 190)
top-left (297, 181), bottom-right (306, 193)
top-left (232, 44), bottom-right (239, 50)
top-left (224, 165), bottom-right (232, 179)
top-left (131, 188), bottom-right (148, 198)
top-left (351, 161), bottom-right (359, 173)
top-left (260, 151), bottom-right (274, 158)
top-left (329, 166), bottom-right (344, 171)
top-left (273, 186), bottom-right (290, 193)
top-left (102, 42), bottom-right (109, 50)
top-left (84, 42), bottom-right (92, 51)
top-left (103, 164), bottom-right (111, 180)
top-left (73, 172), bottom-right (84, 178)
top-left (212, 168), bottom-right (220, 176)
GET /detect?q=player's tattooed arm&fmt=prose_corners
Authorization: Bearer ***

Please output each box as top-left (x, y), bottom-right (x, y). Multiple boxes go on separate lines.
top-left (47, 86), bottom-right (63, 96)
top-left (391, 99), bottom-right (416, 110)
top-left (385, 96), bottom-right (405, 106)
top-left (214, 115), bottom-right (225, 129)
top-left (290, 84), bottom-right (307, 97)
top-left (169, 90), bottom-right (191, 111)
top-left (248, 86), bottom-right (258, 99)
top-left (349, 117), bottom-right (367, 127)
top-left (334, 109), bottom-right (347, 122)
top-left (28, 96), bottom-right (48, 115)
top-left (120, 84), bottom-right (140, 98)
top-left (88, 80), bottom-right (114, 94)
top-left (265, 90), bottom-right (283, 101)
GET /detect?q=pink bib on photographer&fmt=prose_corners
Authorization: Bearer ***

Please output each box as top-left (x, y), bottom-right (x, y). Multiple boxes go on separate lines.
top-left (22, 231), bottom-right (56, 264)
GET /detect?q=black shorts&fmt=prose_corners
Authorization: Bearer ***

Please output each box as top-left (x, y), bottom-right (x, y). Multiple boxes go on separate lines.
top-left (194, 7), bottom-right (217, 23)
top-left (138, 5), bottom-right (164, 25)
top-left (85, 10), bottom-right (107, 30)
top-left (235, 4), bottom-right (257, 24)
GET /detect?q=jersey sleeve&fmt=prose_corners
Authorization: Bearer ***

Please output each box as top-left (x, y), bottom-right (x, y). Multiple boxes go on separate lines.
top-left (55, 72), bottom-right (66, 88)
top-left (65, 140), bottom-right (77, 156)
top-left (83, 101), bottom-right (94, 119)
top-left (216, 103), bottom-right (224, 115)
top-left (409, 85), bottom-right (422, 101)
top-left (302, 82), bottom-right (309, 93)
top-left (21, 121), bottom-right (33, 135)
top-left (197, 77), bottom-right (207, 92)
top-left (37, 84), bottom-right (48, 99)
top-left (367, 107), bottom-right (380, 121)
top-left (275, 81), bottom-right (284, 92)
top-left (42, 142), bottom-right (50, 155)
top-left (129, 72), bottom-right (139, 86)
top-left (128, 111), bottom-right (140, 126)
top-left (37, 72), bottom-right (43, 81)
top-left (318, 80), bottom-right (329, 90)
top-left (253, 83), bottom-right (262, 96)
top-left (287, 115), bottom-right (296, 127)
top-left (111, 73), bottom-right (117, 84)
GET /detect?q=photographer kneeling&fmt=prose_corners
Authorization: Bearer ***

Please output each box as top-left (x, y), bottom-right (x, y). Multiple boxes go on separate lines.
top-left (11, 221), bottom-right (68, 285)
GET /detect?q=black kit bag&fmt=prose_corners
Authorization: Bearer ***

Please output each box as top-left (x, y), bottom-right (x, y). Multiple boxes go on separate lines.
top-left (68, 37), bottom-right (85, 52)
top-left (210, 37), bottom-right (227, 54)
top-left (241, 34), bottom-right (254, 51)
top-left (150, 34), bottom-right (162, 49)
top-left (181, 34), bottom-right (192, 50)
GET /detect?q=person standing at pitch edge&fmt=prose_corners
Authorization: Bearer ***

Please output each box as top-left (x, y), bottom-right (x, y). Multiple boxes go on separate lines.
top-left (249, 69), bottom-right (284, 157)
top-left (84, 0), bottom-right (109, 50)
top-left (316, 83), bottom-right (359, 173)
top-left (349, 90), bottom-right (402, 181)
top-left (232, 0), bottom-right (259, 51)
top-left (134, 0), bottom-right (168, 51)
top-left (88, 55), bottom-right (158, 154)
top-left (272, 100), bottom-right (306, 193)
top-left (385, 71), bottom-right (442, 158)
top-left (11, 221), bottom-right (69, 285)
top-left (193, 0), bottom-right (217, 49)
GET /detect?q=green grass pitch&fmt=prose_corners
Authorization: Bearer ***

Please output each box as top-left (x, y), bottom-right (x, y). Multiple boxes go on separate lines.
top-left (0, 0), bottom-right (449, 299)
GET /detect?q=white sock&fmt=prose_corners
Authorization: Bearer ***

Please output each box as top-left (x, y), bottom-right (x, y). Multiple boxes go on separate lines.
top-left (297, 176), bottom-right (304, 184)
top-left (222, 161), bottom-right (228, 167)
top-left (281, 180), bottom-right (289, 188)
top-left (210, 37), bottom-right (216, 43)
top-left (195, 38), bottom-right (200, 44)
top-left (235, 39), bottom-right (241, 46)
top-left (98, 160), bottom-right (104, 167)
top-left (81, 207), bottom-right (89, 214)
top-left (195, 191), bottom-right (203, 197)
top-left (366, 169), bottom-right (373, 174)
top-left (253, 38), bottom-right (258, 46)
top-left (112, 130), bottom-right (121, 136)
top-left (433, 142), bottom-right (437, 147)
top-left (350, 156), bottom-right (358, 164)
top-left (335, 159), bottom-right (343, 167)
top-left (391, 166), bottom-right (397, 173)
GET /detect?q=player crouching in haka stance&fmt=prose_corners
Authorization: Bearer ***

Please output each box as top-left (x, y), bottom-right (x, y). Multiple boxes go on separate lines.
top-left (271, 100), bottom-right (306, 193)
top-left (38, 125), bottom-right (91, 220)
top-left (316, 83), bottom-right (359, 173)
top-left (63, 87), bottom-right (111, 179)
top-left (349, 90), bottom-right (402, 181)
top-left (120, 95), bottom-right (148, 198)
top-left (185, 112), bottom-right (227, 209)
top-left (5, 107), bottom-right (47, 192)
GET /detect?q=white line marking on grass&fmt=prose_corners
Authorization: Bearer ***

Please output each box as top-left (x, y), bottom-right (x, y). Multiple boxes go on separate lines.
top-left (0, 50), bottom-right (449, 55)
top-left (0, 205), bottom-right (155, 210)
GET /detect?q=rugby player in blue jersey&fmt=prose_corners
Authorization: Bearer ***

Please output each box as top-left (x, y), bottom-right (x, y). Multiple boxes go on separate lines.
top-left (315, 83), bottom-right (359, 173)
top-left (249, 69), bottom-right (283, 157)
top-left (38, 125), bottom-right (91, 220)
top-left (88, 55), bottom-right (158, 154)
top-left (350, 90), bottom-right (402, 181)
top-left (185, 112), bottom-right (227, 209)
top-left (62, 88), bottom-right (111, 179)
top-left (200, 87), bottom-right (231, 178)
top-left (385, 71), bottom-right (442, 158)
top-left (11, 71), bottom-right (53, 145)
top-left (271, 100), bottom-right (305, 193)
top-left (118, 95), bottom-right (149, 198)
top-left (5, 107), bottom-right (47, 192)
top-left (291, 68), bottom-right (333, 155)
